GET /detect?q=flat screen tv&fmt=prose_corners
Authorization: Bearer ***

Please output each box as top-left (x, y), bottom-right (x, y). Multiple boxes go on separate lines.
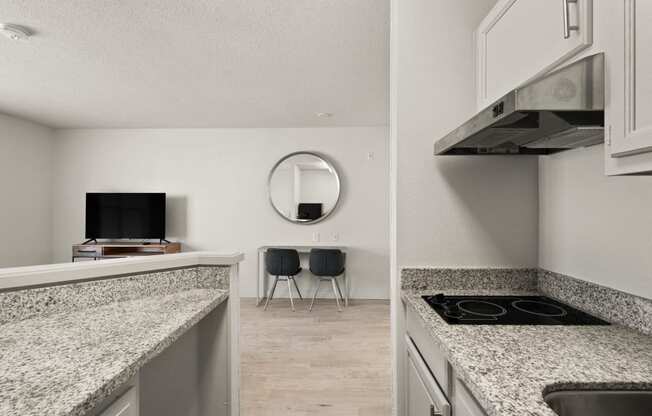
top-left (297, 203), bottom-right (323, 221)
top-left (85, 193), bottom-right (166, 240)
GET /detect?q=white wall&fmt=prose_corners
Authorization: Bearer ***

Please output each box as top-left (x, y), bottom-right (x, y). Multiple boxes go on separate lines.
top-left (51, 127), bottom-right (389, 299)
top-left (395, 0), bottom-right (538, 269)
top-left (0, 113), bottom-right (53, 267)
top-left (540, 145), bottom-right (652, 299)
top-left (391, 0), bottom-right (536, 414)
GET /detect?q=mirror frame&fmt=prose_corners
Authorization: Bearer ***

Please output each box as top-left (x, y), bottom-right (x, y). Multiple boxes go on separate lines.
top-left (267, 151), bottom-right (341, 224)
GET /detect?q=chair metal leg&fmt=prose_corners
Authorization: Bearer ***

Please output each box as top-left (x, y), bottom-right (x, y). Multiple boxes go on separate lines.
top-left (309, 279), bottom-right (322, 312)
top-left (287, 277), bottom-right (295, 312)
top-left (334, 277), bottom-right (345, 306)
top-left (331, 278), bottom-right (342, 312)
top-left (291, 277), bottom-right (303, 299)
top-left (264, 276), bottom-right (279, 311)
top-left (343, 269), bottom-right (349, 307)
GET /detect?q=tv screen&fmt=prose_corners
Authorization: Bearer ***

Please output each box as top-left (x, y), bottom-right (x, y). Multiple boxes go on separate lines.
top-left (85, 193), bottom-right (166, 239)
top-left (297, 203), bottom-right (323, 220)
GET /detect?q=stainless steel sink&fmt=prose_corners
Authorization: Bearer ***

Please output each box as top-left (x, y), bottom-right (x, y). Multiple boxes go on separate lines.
top-left (544, 390), bottom-right (652, 416)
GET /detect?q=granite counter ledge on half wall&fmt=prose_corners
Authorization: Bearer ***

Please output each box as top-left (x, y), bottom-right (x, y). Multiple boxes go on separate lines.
top-left (400, 267), bottom-right (652, 416)
top-left (0, 252), bottom-right (243, 416)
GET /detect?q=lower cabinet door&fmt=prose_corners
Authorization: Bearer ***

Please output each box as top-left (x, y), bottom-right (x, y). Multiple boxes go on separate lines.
top-left (452, 378), bottom-right (488, 416)
top-left (98, 386), bottom-right (138, 416)
top-left (407, 357), bottom-right (437, 416)
top-left (406, 336), bottom-right (450, 416)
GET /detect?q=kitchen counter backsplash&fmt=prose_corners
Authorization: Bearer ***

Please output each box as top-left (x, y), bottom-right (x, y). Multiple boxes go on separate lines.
top-left (400, 267), bottom-right (538, 291)
top-left (538, 269), bottom-right (652, 335)
top-left (401, 267), bottom-right (652, 335)
top-left (0, 265), bottom-right (230, 325)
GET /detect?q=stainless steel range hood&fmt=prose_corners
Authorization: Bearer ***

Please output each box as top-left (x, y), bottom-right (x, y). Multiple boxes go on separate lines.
top-left (434, 53), bottom-right (605, 155)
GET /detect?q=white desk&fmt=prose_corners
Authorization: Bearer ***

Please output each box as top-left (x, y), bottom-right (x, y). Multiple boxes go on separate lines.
top-left (257, 244), bottom-right (348, 307)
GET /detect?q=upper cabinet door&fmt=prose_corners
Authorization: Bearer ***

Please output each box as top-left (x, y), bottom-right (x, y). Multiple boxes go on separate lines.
top-left (605, 0), bottom-right (652, 175)
top-left (476, 0), bottom-right (594, 109)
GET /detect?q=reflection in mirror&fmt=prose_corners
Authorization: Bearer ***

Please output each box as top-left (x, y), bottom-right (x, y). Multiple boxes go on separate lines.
top-left (269, 152), bottom-right (341, 224)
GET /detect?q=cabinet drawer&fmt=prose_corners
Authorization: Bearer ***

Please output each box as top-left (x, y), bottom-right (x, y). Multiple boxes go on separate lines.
top-left (406, 304), bottom-right (450, 396)
top-left (98, 386), bottom-right (138, 416)
top-left (73, 247), bottom-right (101, 257)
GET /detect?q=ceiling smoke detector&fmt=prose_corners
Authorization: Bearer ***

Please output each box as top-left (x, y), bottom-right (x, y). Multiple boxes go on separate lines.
top-left (316, 112), bottom-right (333, 118)
top-left (1, 24), bottom-right (31, 41)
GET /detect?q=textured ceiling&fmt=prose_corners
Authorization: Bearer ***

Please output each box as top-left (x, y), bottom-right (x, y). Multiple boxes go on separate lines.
top-left (0, 0), bottom-right (389, 128)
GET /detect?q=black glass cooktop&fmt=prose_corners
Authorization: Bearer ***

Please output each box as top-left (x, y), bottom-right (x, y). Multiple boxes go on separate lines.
top-left (423, 294), bottom-right (610, 325)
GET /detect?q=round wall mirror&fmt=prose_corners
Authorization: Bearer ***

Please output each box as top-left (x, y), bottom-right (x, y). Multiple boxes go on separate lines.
top-left (268, 152), bottom-right (341, 224)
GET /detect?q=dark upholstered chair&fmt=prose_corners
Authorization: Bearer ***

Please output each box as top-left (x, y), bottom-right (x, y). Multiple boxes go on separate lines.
top-left (264, 248), bottom-right (302, 311)
top-left (308, 249), bottom-right (346, 311)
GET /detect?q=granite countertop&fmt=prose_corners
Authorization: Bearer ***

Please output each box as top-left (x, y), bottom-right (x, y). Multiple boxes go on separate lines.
top-left (0, 287), bottom-right (229, 416)
top-left (402, 289), bottom-right (652, 416)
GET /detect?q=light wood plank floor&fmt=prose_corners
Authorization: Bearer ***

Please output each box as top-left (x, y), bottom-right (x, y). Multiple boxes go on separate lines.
top-left (240, 298), bottom-right (392, 416)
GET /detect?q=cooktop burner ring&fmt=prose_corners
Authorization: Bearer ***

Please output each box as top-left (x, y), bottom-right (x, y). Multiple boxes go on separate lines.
top-left (511, 300), bottom-right (568, 317)
top-left (457, 300), bottom-right (507, 317)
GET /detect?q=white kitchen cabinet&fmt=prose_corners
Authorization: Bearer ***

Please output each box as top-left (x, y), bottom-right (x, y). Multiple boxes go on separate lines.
top-left (406, 305), bottom-right (450, 395)
top-left (604, 0), bottom-right (652, 175)
top-left (406, 354), bottom-right (438, 416)
top-left (452, 378), bottom-right (488, 416)
top-left (98, 385), bottom-right (139, 416)
top-left (476, 0), bottom-right (593, 108)
top-left (405, 335), bottom-right (451, 416)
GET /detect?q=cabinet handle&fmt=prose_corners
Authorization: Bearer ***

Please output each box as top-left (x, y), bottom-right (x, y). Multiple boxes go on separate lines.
top-left (430, 404), bottom-right (443, 416)
top-left (562, 0), bottom-right (579, 39)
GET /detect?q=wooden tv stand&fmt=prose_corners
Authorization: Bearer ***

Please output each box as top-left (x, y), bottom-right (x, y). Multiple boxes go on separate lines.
top-left (72, 241), bottom-right (181, 262)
